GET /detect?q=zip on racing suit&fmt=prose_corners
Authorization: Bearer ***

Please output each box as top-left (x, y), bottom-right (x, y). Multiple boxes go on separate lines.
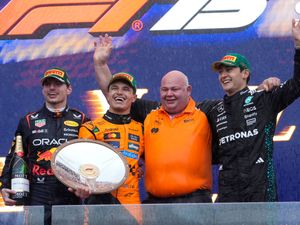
top-left (207, 49), bottom-right (300, 202)
top-left (0, 105), bottom-right (89, 224)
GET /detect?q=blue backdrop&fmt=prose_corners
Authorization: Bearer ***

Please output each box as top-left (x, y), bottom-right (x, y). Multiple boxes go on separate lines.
top-left (0, 0), bottom-right (299, 201)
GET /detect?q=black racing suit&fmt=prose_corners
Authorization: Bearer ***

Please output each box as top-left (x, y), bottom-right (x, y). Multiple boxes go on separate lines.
top-left (207, 49), bottom-right (300, 202)
top-left (0, 105), bottom-right (89, 224)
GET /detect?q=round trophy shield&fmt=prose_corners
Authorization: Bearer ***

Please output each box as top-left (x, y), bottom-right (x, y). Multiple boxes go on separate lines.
top-left (51, 139), bottom-right (129, 194)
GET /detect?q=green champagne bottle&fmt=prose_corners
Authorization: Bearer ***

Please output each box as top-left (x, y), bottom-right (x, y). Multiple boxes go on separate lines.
top-left (11, 134), bottom-right (29, 205)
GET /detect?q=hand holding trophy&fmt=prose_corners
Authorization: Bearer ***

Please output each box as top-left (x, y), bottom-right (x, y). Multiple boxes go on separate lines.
top-left (51, 139), bottom-right (129, 194)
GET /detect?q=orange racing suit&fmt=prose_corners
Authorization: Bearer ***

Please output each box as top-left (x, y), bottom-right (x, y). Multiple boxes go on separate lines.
top-left (78, 111), bottom-right (144, 204)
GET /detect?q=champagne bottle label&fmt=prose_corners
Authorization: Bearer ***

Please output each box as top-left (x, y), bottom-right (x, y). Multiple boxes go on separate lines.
top-left (11, 178), bottom-right (30, 192)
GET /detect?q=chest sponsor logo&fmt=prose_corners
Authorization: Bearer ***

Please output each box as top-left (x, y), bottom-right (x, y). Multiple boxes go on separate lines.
top-left (104, 128), bottom-right (118, 132)
top-left (63, 133), bottom-right (78, 137)
top-left (243, 106), bottom-right (256, 113)
top-left (128, 127), bottom-right (139, 132)
top-left (37, 147), bottom-right (57, 161)
top-left (32, 164), bottom-right (54, 176)
top-left (217, 126), bottom-right (228, 133)
top-left (35, 119), bottom-right (46, 128)
top-left (219, 129), bottom-right (258, 145)
top-left (63, 127), bottom-right (79, 137)
top-left (120, 150), bottom-right (138, 160)
top-left (244, 112), bottom-right (257, 119)
top-left (32, 129), bottom-right (48, 134)
top-left (128, 142), bottom-right (139, 151)
top-left (63, 128), bottom-right (78, 133)
top-left (32, 138), bottom-right (67, 146)
top-left (128, 134), bottom-right (140, 142)
top-left (246, 118), bottom-right (256, 126)
top-left (216, 115), bottom-right (227, 123)
top-left (216, 121), bottom-right (228, 127)
top-left (64, 120), bottom-right (79, 127)
top-left (104, 132), bottom-right (120, 140)
top-left (106, 141), bottom-right (120, 149)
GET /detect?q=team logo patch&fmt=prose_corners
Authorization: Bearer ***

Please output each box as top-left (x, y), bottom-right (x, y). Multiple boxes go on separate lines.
top-left (151, 128), bottom-right (159, 134)
top-left (104, 132), bottom-right (120, 139)
top-left (244, 96), bottom-right (254, 104)
top-left (35, 119), bottom-right (46, 128)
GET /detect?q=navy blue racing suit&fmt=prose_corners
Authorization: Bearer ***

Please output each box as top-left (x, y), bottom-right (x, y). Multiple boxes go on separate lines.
top-left (1, 105), bottom-right (89, 224)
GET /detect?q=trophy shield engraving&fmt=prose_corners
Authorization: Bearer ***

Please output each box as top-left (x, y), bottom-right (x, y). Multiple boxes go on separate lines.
top-left (51, 139), bottom-right (129, 194)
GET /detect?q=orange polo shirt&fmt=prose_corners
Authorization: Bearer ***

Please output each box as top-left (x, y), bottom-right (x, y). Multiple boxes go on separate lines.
top-left (144, 98), bottom-right (212, 197)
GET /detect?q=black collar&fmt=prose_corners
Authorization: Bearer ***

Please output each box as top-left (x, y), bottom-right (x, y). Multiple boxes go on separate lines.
top-left (42, 104), bottom-right (69, 118)
top-left (224, 87), bottom-right (250, 103)
top-left (103, 111), bottom-right (131, 124)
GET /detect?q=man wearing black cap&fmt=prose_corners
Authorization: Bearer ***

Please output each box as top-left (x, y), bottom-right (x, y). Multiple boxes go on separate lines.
top-left (207, 19), bottom-right (300, 202)
top-left (0, 67), bottom-right (90, 225)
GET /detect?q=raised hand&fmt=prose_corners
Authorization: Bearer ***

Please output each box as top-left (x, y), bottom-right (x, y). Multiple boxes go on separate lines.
top-left (93, 34), bottom-right (113, 66)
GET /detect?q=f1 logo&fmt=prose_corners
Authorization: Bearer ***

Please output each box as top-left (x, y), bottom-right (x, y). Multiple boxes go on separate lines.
top-left (150, 0), bottom-right (267, 31)
top-left (0, 0), bottom-right (267, 39)
top-left (0, 0), bottom-right (149, 39)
